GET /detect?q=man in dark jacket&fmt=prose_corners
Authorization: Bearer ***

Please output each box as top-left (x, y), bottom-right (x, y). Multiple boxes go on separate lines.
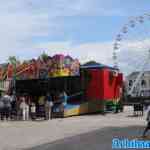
top-left (0, 98), bottom-right (4, 120)
top-left (143, 107), bottom-right (150, 137)
top-left (1, 93), bottom-right (11, 120)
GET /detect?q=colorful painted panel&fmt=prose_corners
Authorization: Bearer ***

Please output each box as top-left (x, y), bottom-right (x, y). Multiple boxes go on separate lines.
top-left (0, 54), bottom-right (80, 80)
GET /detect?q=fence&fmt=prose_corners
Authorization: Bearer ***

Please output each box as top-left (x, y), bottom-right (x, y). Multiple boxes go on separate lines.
top-left (0, 80), bottom-right (11, 91)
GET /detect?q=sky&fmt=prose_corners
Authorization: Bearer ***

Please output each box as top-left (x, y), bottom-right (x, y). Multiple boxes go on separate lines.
top-left (1, 0), bottom-right (150, 75)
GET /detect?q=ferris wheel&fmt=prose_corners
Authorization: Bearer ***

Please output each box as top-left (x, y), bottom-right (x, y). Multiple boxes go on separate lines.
top-left (113, 14), bottom-right (150, 97)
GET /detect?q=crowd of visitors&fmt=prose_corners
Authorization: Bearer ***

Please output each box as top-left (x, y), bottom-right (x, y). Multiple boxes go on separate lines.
top-left (0, 91), bottom-right (67, 121)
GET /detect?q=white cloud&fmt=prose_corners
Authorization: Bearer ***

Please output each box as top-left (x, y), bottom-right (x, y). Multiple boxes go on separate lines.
top-left (26, 0), bottom-right (126, 17)
top-left (33, 38), bottom-right (150, 76)
top-left (0, 0), bottom-right (118, 63)
top-left (71, 42), bottom-right (113, 64)
top-left (34, 41), bottom-right (114, 64)
top-left (0, 0), bottom-right (100, 63)
top-left (116, 39), bottom-right (150, 75)
top-left (0, 0), bottom-right (52, 63)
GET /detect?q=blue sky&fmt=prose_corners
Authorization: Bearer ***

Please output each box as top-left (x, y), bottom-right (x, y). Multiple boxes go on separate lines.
top-left (1, 0), bottom-right (150, 74)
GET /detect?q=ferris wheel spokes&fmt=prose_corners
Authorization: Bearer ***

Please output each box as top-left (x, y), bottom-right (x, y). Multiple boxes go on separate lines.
top-left (113, 14), bottom-right (150, 70)
top-left (128, 50), bottom-right (150, 96)
top-left (113, 14), bottom-right (150, 97)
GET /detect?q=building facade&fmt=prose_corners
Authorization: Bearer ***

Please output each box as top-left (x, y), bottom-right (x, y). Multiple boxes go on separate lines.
top-left (126, 71), bottom-right (150, 97)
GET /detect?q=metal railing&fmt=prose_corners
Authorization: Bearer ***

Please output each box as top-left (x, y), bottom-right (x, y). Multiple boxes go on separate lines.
top-left (0, 80), bottom-right (11, 91)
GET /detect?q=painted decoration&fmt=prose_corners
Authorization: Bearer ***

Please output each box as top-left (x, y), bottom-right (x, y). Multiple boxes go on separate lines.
top-left (0, 54), bottom-right (80, 80)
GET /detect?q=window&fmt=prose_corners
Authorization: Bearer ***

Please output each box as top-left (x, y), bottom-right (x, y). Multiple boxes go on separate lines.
top-left (149, 80), bottom-right (150, 87)
top-left (141, 80), bottom-right (146, 88)
top-left (129, 80), bottom-right (133, 87)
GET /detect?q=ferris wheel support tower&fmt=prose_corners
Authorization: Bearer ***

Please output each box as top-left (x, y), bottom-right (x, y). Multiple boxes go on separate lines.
top-left (128, 50), bottom-right (150, 97)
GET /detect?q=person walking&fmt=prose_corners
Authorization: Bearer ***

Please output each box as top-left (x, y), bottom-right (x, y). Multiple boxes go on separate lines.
top-left (25, 102), bottom-right (29, 120)
top-left (61, 91), bottom-right (67, 107)
top-left (143, 106), bottom-right (150, 137)
top-left (20, 97), bottom-right (29, 121)
top-left (44, 93), bottom-right (53, 120)
top-left (64, 91), bottom-right (68, 104)
top-left (16, 96), bottom-right (21, 120)
top-left (2, 93), bottom-right (11, 120)
top-left (20, 98), bottom-right (26, 121)
top-left (38, 96), bottom-right (45, 118)
top-left (44, 100), bottom-right (51, 120)
top-left (30, 102), bottom-right (36, 120)
top-left (47, 93), bottom-right (53, 119)
top-left (10, 94), bottom-right (17, 120)
top-left (58, 91), bottom-right (67, 117)
top-left (0, 98), bottom-right (4, 121)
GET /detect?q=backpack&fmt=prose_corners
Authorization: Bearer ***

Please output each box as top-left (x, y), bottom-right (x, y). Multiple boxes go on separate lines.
top-left (3, 96), bottom-right (11, 108)
top-left (0, 100), bottom-right (4, 108)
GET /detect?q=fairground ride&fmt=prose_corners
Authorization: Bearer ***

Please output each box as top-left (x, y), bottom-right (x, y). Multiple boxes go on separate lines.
top-left (113, 14), bottom-right (150, 103)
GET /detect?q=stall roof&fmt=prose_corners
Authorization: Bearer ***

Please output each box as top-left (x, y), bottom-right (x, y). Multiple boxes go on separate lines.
top-left (80, 61), bottom-right (118, 71)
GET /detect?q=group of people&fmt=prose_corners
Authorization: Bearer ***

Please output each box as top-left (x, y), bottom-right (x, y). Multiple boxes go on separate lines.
top-left (0, 91), bottom-right (67, 121)
top-left (0, 93), bottom-right (12, 120)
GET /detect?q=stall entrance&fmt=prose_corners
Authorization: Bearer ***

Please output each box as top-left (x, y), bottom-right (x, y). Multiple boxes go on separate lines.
top-left (14, 76), bottom-right (83, 118)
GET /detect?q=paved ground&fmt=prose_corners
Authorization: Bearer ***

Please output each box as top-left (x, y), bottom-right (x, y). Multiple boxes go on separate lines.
top-left (0, 106), bottom-right (148, 150)
top-left (26, 125), bottom-right (145, 150)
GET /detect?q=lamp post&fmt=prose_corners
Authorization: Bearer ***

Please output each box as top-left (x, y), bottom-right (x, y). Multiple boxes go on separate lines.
top-left (11, 58), bottom-right (17, 97)
top-left (13, 62), bottom-right (16, 96)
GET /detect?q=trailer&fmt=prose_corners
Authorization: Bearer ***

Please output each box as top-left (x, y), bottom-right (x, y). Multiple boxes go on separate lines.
top-left (81, 63), bottom-right (123, 113)
top-left (11, 62), bottom-right (123, 117)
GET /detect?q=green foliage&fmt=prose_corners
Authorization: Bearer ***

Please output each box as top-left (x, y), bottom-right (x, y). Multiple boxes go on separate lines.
top-left (40, 51), bottom-right (49, 61)
top-left (8, 56), bottom-right (20, 66)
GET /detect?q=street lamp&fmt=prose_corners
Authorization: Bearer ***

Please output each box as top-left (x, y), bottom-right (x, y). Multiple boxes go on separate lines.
top-left (11, 58), bottom-right (17, 97)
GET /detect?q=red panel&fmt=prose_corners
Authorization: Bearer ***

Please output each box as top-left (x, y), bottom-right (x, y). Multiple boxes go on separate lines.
top-left (85, 68), bottom-right (123, 101)
top-left (117, 73), bottom-right (123, 86)
top-left (103, 70), bottom-right (123, 100)
top-left (86, 69), bottom-right (104, 100)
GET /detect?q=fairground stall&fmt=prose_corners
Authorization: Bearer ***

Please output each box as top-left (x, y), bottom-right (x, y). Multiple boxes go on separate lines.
top-left (0, 55), bottom-right (123, 117)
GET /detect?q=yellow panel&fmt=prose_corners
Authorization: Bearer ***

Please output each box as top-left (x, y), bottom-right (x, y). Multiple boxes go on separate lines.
top-left (64, 107), bottom-right (80, 117)
top-left (64, 103), bottom-right (89, 117)
top-left (63, 101), bottom-right (104, 117)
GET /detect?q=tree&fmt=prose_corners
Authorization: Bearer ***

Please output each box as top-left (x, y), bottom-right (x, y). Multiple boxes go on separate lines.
top-left (40, 51), bottom-right (49, 62)
top-left (8, 56), bottom-right (19, 66)
top-left (7, 56), bottom-right (19, 94)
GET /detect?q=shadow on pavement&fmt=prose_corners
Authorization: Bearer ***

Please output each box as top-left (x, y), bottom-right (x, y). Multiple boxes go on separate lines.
top-left (24, 125), bottom-right (148, 150)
